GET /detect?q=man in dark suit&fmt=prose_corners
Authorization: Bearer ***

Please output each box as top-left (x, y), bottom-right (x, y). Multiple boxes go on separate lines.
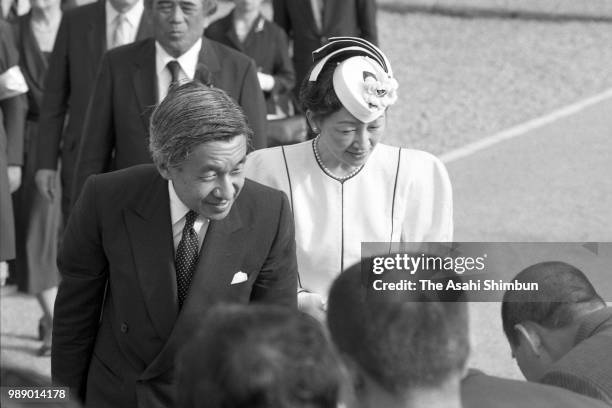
top-left (502, 261), bottom-right (612, 404)
top-left (71, 0), bottom-right (267, 203)
top-left (35, 0), bottom-right (152, 222)
top-left (52, 82), bottom-right (297, 408)
top-left (273, 0), bottom-right (377, 96)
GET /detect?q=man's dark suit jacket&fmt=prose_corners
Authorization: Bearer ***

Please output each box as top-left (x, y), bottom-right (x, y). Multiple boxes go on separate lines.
top-left (462, 370), bottom-right (610, 408)
top-left (36, 0), bottom-right (151, 219)
top-left (539, 307), bottom-right (612, 404)
top-left (273, 0), bottom-right (377, 92)
top-left (52, 164), bottom-right (297, 408)
top-left (71, 36), bottom-right (267, 204)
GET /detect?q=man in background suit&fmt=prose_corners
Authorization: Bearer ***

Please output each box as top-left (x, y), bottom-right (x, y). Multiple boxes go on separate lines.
top-left (52, 82), bottom-right (297, 408)
top-left (273, 0), bottom-right (377, 96)
top-left (35, 0), bottom-right (152, 222)
top-left (71, 0), bottom-right (267, 202)
top-left (502, 261), bottom-right (612, 404)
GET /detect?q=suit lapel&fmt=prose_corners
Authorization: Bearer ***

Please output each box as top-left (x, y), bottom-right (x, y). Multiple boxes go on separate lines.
top-left (321, 0), bottom-right (333, 33)
top-left (135, 9), bottom-right (152, 40)
top-left (124, 172), bottom-right (178, 341)
top-left (132, 39), bottom-right (158, 131)
top-left (19, 15), bottom-right (47, 92)
top-left (195, 37), bottom-right (222, 87)
top-left (87, 0), bottom-right (106, 60)
top-left (140, 199), bottom-right (245, 381)
top-left (179, 203), bottom-right (244, 313)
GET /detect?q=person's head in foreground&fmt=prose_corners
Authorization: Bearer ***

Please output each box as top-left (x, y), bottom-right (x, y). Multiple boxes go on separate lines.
top-left (327, 256), bottom-right (470, 408)
top-left (501, 261), bottom-right (606, 382)
top-left (176, 304), bottom-right (342, 408)
top-left (300, 37), bottom-right (399, 179)
top-left (146, 0), bottom-right (217, 58)
top-left (149, 81), bottom-right (252, 220)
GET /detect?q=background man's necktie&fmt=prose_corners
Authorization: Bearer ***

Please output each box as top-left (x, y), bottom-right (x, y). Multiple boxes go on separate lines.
top-left (310, 0), bottom-right (324, 31)
top-left (175, 210), bottom-right (199, 309)
top-left (167, 60), bottom-right (182, 89)
top-left (111, 13), bottom-right (129, 49)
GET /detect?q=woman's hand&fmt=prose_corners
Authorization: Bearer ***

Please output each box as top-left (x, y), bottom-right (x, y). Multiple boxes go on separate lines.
top-left (298, 291), bottom-right (327, 322)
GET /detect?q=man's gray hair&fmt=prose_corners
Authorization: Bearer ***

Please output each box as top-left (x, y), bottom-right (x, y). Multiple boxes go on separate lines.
top-left (149, 81), bottom-right (253, 168)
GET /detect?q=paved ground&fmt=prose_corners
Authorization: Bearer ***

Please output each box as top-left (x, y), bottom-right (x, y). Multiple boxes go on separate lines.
top-left (448, 93), bottom-right (612, 379)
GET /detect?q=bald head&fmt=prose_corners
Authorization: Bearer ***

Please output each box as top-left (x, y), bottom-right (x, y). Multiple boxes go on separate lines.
top-left (501, 261), bottom-right (604, 347)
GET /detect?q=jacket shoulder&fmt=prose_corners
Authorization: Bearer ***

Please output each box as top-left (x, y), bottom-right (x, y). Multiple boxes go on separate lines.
top-left (206, 38), bottom-right (253, 68)
top-left (63, 1), bottom-right (102, 22)
top-left (105, 37), bottom-right (153, 61)
top-left (239, 179), bottom-right (288, 210)
top-left (87, 164), bottom-right (161, 199)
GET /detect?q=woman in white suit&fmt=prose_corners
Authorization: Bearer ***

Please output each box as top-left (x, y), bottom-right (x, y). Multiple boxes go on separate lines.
top-left (245, 37), bottom-right (453, 318)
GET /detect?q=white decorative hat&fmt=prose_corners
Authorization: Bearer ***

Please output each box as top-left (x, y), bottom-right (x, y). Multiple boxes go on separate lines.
top-left (308, 37), bottom-right (398, 123)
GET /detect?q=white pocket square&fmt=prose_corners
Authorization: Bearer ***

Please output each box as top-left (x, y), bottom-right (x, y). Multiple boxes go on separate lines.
top-left (230, 271), bottom-right (248, 285)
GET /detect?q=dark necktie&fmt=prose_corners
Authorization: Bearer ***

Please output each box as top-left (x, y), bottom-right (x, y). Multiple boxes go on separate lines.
top-left (167, 60), bottom-right (181, 89)
top-left (175, 210), bottom-right (199, 309)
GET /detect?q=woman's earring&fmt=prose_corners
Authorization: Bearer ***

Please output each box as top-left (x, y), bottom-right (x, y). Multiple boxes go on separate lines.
top-left (311, 127), bottom-right (320, 134)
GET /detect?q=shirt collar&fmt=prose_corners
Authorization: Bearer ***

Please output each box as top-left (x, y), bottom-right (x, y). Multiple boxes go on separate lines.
top-left (575, 306), bottom-right (612, 345)
top-left (106, 0), bottom-right (144, 28)
top-left (168, 180), bottom-right (191, 226)
top-left (155, 37), bottom-right (203, 80)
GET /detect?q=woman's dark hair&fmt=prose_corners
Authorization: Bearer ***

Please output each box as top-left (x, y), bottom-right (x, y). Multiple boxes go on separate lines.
top-left (299, 62), bottom-right (343, 119)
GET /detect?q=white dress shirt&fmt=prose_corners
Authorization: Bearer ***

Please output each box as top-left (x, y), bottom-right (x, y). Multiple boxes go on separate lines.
top-left (155, 38), bottom-right (202, 102)
top-left (105, 0), bottom-right (144, 49)
top-left (168, 180), bottom-right (209, 252)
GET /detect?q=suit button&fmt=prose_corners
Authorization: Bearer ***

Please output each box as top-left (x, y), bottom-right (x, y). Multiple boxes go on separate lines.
top-left (120, 323), bottom-right (129, 333)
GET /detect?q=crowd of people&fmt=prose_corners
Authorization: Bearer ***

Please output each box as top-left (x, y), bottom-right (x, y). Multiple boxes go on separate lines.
top-left (1, 0), bottom-right (611, 407)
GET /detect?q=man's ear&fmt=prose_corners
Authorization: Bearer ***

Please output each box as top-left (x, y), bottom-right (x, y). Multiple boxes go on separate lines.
top-left (156, 163), bottom-right (171, 181)
top-left (514, 322), bottom-right (543, 357)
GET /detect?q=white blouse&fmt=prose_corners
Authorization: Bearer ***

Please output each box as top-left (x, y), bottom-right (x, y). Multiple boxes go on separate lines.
top-left (245, 141), bottom-right (453, 297)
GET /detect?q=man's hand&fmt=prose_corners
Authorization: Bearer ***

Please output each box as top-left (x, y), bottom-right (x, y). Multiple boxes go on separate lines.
top-left (35, 169), bottom-right (58, 201)
top-left (257, 72), bottom-right (275, 92)
top-left (7, 166), bottom-right (21, 193)
top-left (298, 291), bottom-right (326, 322)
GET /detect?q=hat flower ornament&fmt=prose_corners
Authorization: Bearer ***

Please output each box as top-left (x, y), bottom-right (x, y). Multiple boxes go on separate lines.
top-left (362, 71), bottom-right (398, 111)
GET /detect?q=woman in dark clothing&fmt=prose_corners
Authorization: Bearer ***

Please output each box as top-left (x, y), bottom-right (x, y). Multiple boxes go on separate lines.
top-left (205, 0), bottom-right (295, 118)
top-left (12, 0), bottom-right (62, 356)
